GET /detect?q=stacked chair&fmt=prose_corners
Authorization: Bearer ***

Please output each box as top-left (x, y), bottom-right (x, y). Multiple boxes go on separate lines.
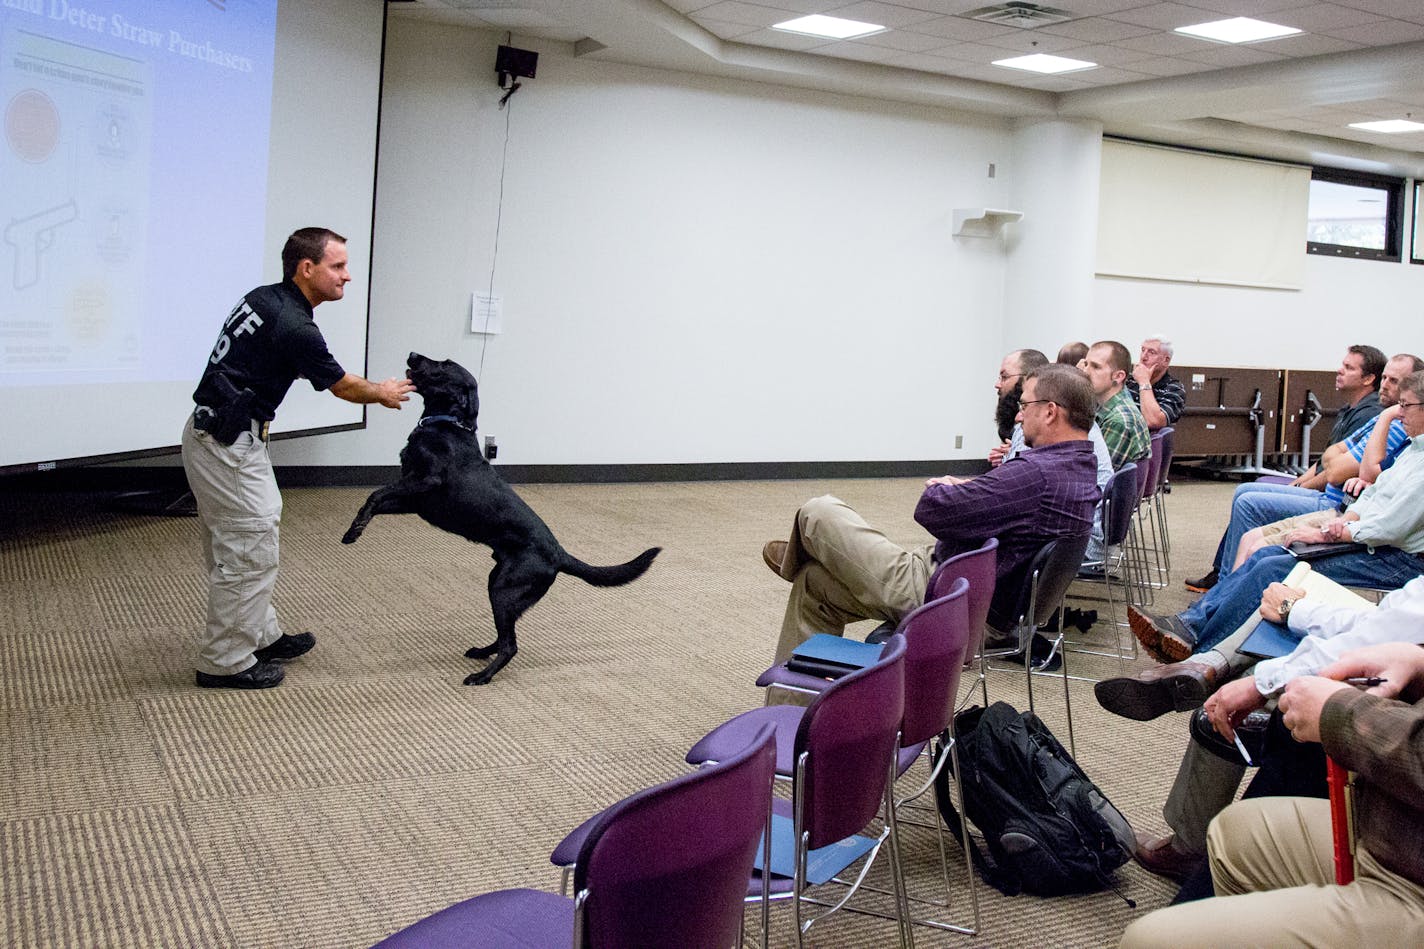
top-left (981, 532), bottom-right (1093, 755)
top-left (382, 538), bottom-right (1019, 947)
top-left (751, 577), bottom-right (983, 938)
top-left (371, 724), bottom-right (778, 949)
top-left (1065, 461), bottom-right (1142, 671)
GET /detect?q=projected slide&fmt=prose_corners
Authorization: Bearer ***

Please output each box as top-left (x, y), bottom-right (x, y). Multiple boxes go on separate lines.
top-left (0, 0), bottom-right (276, 385)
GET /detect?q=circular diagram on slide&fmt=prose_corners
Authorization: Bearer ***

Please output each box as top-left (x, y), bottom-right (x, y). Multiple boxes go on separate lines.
top-left (5, 88), bottom-right (60, 163)
top-left (94, 102), bottom-right (135, 162)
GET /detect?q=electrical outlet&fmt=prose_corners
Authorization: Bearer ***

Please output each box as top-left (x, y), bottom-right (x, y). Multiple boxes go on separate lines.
top-left (484, 435), bottom-right (498, 460)
top-left (955, 435), bottom-right (963, 449)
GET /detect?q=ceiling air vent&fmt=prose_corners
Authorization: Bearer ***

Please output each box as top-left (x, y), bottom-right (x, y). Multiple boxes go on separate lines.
top-left (962, 2), bottom-right (1076, 28)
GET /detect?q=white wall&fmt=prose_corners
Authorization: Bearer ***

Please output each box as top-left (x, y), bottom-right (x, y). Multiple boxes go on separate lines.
top-left (274, 19), bottom-right (1015, 468)
top-left (1093, 252), bottom-right (1424, 369)
top-left (274, 17), bottom-right (1424, 472)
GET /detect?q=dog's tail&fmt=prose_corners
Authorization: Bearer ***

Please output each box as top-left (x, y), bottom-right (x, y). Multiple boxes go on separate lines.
top-left (561, 547), bottom-right (661, 587)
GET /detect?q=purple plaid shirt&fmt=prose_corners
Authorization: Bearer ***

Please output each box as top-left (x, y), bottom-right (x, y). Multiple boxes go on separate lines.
top-left (915, 439), bottom-right (1099, 629)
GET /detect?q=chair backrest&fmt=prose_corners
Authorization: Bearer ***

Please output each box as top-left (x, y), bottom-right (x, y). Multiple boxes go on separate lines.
top-left (795, 634), bottom-right (906, 851)
top-left (1014, 533), bottom-right (1093, 628)
top-left (1100, 462), bottom-right (1138, 548)
top-left (895, 577), bottom-right (971, 747)
top-left (1157, 426), bottom-right (1175, 488)
top-left (573, 724), bottom-right (777, 949)
top-left (1140, 432), bottom-right (1165, 500)
top-left (926, 536), bottom-right (997, 635)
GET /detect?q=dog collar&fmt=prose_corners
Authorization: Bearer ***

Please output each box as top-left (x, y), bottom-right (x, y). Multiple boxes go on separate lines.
top-left (418, 415), bottom-right (472, 431)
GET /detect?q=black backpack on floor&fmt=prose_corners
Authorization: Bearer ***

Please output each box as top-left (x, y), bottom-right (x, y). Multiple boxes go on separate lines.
top-left (933, 701), bottom-right (1136, 898)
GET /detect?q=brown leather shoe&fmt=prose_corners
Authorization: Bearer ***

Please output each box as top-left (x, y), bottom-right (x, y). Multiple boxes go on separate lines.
top-left (1127, 606), bottom-right (1197, 663)
top-left (1094, 661), bottom-right (1219, 721)
top-left (762, 540), bottom-right (788, 577)
top-left (1133, 832), bottom-right (1205, 883)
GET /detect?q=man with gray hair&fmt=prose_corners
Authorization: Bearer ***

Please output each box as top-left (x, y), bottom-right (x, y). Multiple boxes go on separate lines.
top-left (1126, 336), bottom-right (1185, 430)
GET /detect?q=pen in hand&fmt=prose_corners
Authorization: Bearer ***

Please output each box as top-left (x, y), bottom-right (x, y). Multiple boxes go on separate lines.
top-left (1345, 676), bottom-right (1387, 688)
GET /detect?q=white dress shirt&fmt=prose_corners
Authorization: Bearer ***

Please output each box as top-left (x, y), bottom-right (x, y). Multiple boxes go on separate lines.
top-left (1254, 574), bottom-right (1424, 694)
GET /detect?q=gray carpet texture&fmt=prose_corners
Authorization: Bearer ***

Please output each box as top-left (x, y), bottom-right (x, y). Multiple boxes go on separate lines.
top-left (0, 476), bottom-right (1239, 947)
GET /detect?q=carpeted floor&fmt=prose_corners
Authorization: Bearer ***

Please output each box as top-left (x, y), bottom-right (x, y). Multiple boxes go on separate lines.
top-left (0, 475), bottom-right (1238, 947)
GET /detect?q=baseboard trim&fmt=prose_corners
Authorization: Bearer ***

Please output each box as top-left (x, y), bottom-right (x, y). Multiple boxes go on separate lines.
top-left (5, 459), bottom-right (989, 491)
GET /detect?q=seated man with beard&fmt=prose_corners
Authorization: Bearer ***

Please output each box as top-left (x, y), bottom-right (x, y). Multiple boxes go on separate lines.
top-left (763, 364), bottom-right (1100, 672)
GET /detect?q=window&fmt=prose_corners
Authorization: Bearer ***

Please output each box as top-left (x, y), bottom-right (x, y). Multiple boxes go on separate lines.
top-left (1306, 167), bottom-right (1402, 262)
top-left (1413, 181), bottom-right (1424, 265)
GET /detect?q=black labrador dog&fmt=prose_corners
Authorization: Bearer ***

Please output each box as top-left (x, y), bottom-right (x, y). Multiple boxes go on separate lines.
top-left (343, 353), bottom-right (660, 685)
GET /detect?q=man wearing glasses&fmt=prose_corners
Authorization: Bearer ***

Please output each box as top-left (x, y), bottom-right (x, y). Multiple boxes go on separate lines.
top-left (762, 364), bottom-right (1100, 669)
top-left (1126, 336), bottom-right (1186, 431)
top-left (1123, 370), bottom-right (1424, 672)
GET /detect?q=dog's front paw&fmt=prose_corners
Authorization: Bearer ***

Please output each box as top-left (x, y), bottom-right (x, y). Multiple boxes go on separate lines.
top-left (463, 669), bottom-right (495, 686)
top-left (464, 643), bottom-right (498, 659)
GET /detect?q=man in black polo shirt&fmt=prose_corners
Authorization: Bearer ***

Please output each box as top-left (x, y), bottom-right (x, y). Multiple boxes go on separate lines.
top-left (181, 227), bottom-right (415, 689)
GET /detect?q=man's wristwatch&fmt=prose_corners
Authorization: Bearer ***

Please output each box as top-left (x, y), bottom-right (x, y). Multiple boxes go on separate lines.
top-left (1278, 598), bottom-right (1295, 622)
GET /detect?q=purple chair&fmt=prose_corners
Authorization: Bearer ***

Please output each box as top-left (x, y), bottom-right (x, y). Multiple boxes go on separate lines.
top-left (755, 537), bottom-right (997, 700)
top-left (684, 635), bottom-right (910, 948)
top-left (373, 724), bottom-right (778, 949)
top-left (1155, 426), bottom-right (1176, 573)
top-left (1066, 462), bottom-right (1139, 671)
top-left (983, 533), bottom-right (1092, 755)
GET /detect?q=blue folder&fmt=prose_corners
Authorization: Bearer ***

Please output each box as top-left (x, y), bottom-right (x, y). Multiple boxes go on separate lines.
top-left (790, 633), bottom-right (881, 669)
top-left (1237, 619), bottom-right (1303, 661)
top-left (753, 812), bottom-right (879, 885)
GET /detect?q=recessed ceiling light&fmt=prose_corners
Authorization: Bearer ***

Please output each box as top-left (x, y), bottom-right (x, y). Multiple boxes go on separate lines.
top-left (1348, 119), bottom-right (1424, 134)
top-left (1175, 17), bottom-right (1301, 44)
top-left (992, 53), bottom-right (1097, 74)
top-left (771, 15), bottom-right (886, 40)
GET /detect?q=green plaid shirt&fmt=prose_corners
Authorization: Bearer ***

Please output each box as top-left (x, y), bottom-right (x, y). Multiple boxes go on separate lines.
top-left (1096, 388), bottom-right (1151, 468)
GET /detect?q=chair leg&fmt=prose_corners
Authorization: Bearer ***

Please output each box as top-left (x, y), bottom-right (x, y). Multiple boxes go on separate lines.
top-left (883, 756), bottom-right (915, 949)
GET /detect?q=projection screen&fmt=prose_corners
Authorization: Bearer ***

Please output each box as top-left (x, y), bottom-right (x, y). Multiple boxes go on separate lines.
top-left (1, 0), bottom-right (384, 474)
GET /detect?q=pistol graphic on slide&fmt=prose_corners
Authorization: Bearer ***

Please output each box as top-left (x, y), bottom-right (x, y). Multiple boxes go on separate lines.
top-left (5, 199), bottom-right (79, 289)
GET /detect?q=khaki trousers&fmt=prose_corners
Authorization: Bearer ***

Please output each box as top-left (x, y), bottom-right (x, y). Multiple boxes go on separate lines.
top-left (772, 495), bottom-right (934, 665)
top-left (1120, 797), bottom-right (1424, 948)
top-left (180, 415), bottom-right (284, 675)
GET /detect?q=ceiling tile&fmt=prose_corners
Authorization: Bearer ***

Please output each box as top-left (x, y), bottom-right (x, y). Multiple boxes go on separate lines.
top-left (1105, 2), bottom-right (1237, 30)
top-left (903, 15), bottom-right (1022, 41)
top-left (1034, 16), bottom-right (1161, 42)
top-left (728, 25), bottom-right (837, 49)
top-left (872, 0), bottom-right (987, 13)
top-left (853, 28), bottom-right (958, 51)
top-left (690, 2), bottom-right (815, 28)
top-left (1053, 43), bottom-right (1164, 66)
top-left (1328, 0), bottom-right (1424, 24)
top-left (927, 39), bottom-right (1053, 63)
top-left (975, 30), bottom-right (1099, 53)
top-left (1073, 65), bottom-right (1162, 85)
top-left (809, 40), bottom-right (906, 63)
top-left (1114, 31), bottom-right (1223, 55)
top-left (1260, 32), bottom-right (1362, 57)
top-left (1174, 0), bottom-right (1315, 15)
top-left (825, 1), bottom-right (943, 27)
top-left (1322, 18), bottom-right (1424, 43)
top-left (1044, 0), bottom-right (1155, 13)
top-left (1179, 43), bottom-right (1289, 66)
top-left (1277, 3), bottom-right (1389, 31)
top-left (1121, 55), bottom-right (1221, 76)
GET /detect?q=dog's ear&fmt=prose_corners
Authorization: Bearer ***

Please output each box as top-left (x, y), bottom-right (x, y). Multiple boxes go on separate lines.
top-left (463, 382), bottom-right (480, 424)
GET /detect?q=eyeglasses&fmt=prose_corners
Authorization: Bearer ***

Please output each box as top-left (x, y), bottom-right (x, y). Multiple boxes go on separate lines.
top-left (1399, 400), bottom-right (1424, 412)
top-left (998, 371), bottom-right (1023, 382)
top-left (1018, 399), bottom-right (1054, 411)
